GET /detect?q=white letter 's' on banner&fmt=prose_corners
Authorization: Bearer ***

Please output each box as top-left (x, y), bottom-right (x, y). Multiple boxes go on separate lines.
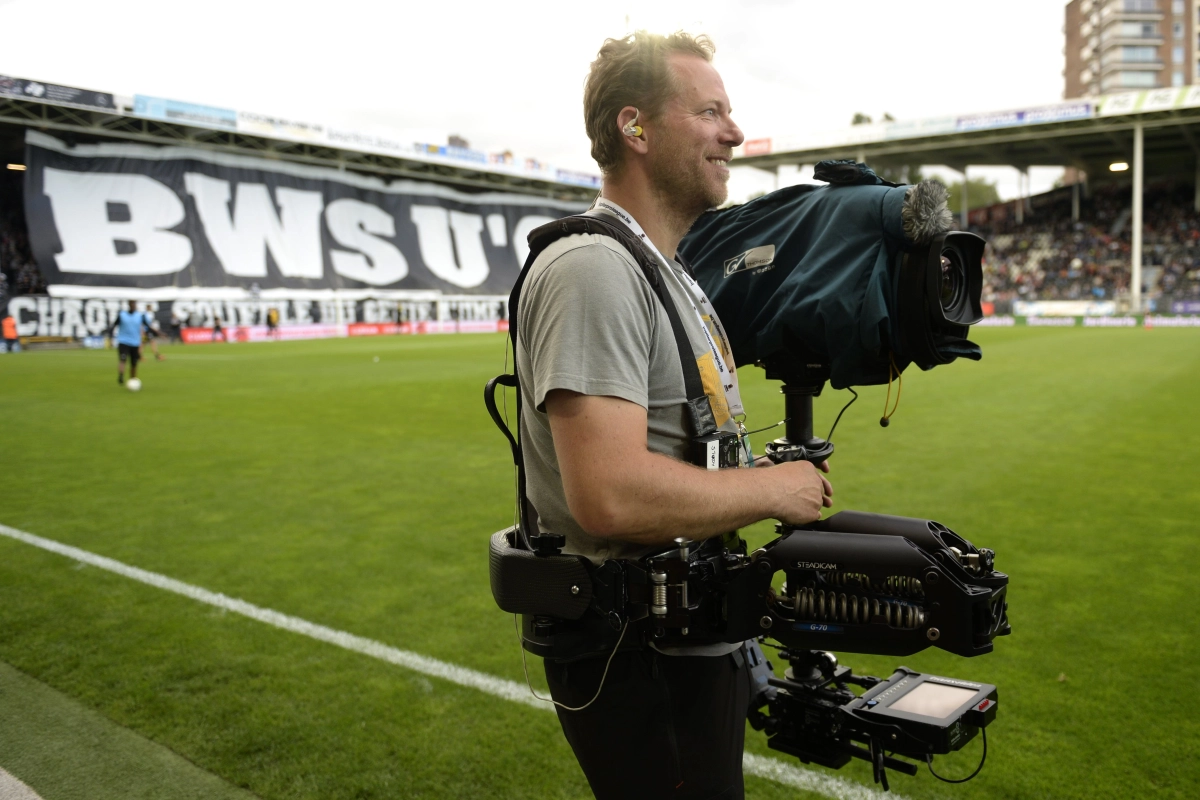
top-left (325, 199), bottom-right (409, 286)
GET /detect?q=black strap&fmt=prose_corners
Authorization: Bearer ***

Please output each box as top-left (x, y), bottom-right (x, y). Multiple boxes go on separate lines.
top-left (517, 213), bottom-right (716, 436)
top-left (489, 211), bottom-right (720, 550)
top-left (641, 245), bottom-right (718, 440)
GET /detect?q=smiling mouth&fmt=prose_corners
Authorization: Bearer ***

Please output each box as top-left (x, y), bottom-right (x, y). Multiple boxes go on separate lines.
top-left (707, 157), bottom-right (730, 167)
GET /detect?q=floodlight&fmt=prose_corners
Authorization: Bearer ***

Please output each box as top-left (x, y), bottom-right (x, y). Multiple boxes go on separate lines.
top-left (1109, 162), bottom-right (1129, 172)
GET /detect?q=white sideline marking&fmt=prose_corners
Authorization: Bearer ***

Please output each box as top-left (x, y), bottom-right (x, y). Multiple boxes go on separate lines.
top-left (0, 523), bottom-right (899, 800)
top-left (0, 767), bottom-right (45, 800)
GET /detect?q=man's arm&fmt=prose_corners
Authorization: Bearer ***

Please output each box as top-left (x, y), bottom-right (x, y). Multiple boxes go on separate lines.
top-left (546, 389), bottom-right (832, 546)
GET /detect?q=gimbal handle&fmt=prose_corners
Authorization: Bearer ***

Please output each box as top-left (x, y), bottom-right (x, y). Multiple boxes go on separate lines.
top-left (764, 385), bottom-right (834, 466)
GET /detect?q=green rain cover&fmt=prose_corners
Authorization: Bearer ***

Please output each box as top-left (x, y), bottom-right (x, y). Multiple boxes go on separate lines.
top-left (679, 163), bottom-right (981, 389)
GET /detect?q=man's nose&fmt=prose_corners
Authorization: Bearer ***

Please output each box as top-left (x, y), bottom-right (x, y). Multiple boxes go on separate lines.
top-left (722, 116), bottom-right (744, 148)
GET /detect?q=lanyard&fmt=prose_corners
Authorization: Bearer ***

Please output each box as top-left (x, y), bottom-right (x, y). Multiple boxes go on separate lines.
top-left (593, 199), bottom-right (745, 419)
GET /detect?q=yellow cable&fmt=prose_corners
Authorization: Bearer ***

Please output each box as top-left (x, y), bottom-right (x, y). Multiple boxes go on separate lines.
top-left (880, 352), bottom-right (903, 427)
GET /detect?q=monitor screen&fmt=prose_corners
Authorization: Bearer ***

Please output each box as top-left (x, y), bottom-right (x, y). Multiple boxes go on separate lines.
top-left (889, 681), bottom-right (977, 719)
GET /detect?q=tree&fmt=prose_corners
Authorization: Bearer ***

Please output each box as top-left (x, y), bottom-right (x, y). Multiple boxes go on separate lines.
top-left (876, 164), bottom-right (925, 185)
top-left (850, 113), bottom-right (920, 184)
top-left (851, 112), bottom-right (895, 125)
top-left (942, 177), bottom-right (1001, 213)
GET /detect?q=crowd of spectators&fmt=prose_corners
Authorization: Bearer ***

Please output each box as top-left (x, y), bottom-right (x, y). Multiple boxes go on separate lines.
top-left (1, 204), bottom-right (45, 297)
top-left (970, 180), bottom-right (1200, 312)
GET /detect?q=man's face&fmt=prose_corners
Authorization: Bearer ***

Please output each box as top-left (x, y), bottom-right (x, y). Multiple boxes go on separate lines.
top-left (646, 54), bottom-right (744, 217)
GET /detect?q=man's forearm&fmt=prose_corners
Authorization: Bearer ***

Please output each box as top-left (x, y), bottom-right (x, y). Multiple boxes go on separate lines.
top-left (547, 390), bottom-right (831, 546)
top-left (565, 449), bottom-right (790, 545)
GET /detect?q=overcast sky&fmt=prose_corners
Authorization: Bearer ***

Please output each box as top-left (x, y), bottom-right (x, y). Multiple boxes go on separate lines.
top-left (0, 0), bottom-right (1069, 201)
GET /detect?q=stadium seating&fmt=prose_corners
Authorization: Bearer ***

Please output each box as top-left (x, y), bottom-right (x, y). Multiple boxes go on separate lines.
top-left (971, 179), bottom-right (1200, 313)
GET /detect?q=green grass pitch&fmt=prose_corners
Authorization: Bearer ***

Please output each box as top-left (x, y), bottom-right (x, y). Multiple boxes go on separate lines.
top-left (0, 327), bottom-right (1197, 800)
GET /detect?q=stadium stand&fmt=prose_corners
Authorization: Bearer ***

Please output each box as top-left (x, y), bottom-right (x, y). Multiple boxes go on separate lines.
top-left (972, 180), bottom-right (1200, 313)
top-left (0, 201), bottom-right (44, 297)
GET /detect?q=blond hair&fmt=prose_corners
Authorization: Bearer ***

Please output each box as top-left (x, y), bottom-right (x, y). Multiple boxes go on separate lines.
top-left (583, 31), bottom-right (715, 175)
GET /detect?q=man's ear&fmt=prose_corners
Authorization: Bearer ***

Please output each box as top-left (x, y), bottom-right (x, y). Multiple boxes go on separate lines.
top-left (617, 106), bottom-right (648, 157)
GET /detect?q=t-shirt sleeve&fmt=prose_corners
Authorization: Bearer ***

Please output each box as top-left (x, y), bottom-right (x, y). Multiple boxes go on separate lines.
top-left (521, 241), bottom-right (658, 412)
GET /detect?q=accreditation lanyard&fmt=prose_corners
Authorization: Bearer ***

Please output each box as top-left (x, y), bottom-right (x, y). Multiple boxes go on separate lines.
top-left (593, 199), bottom-right (745, 419)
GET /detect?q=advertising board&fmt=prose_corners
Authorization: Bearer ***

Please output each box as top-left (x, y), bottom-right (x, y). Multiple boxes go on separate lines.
top-left (133, 96), bottom-right (238, 130)
top-left (0, 75), bottom-right (116, 112)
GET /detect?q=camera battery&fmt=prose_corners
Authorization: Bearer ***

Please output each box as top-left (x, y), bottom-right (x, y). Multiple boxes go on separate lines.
top-left (692, 430), bottom-right (742, 470)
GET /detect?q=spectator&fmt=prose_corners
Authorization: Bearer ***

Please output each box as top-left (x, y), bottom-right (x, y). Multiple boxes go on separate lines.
top-left (969, 179), bottom-right (1200, 311)
top-left (2, 312), bottom-right (18, 353)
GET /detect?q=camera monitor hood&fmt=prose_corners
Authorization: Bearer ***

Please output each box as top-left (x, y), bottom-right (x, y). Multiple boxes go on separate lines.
top-left (679, 161), bottom-right (985, 389)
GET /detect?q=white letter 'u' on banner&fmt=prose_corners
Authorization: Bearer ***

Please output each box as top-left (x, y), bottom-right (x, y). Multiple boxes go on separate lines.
top-left (409, 205), bottom-right (490, 289)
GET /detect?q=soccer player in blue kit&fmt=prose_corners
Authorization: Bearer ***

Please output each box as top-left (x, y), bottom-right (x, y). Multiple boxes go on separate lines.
top-left (108, 300), bottom-right (155, 386)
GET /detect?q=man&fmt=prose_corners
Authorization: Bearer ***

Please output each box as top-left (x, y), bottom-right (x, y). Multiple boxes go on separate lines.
top-left (141, 303), bottom-right (165, 361)
top-left (2, 312), bottom-right (17, 353)
top-left (517, 32), bottom-right (833, 799)
top-left (108, 300), bottom-right (153, 385)
top-left (168, 308), bottom-right (183, 344)
top-left (266, 306), bottom-right (281, 339)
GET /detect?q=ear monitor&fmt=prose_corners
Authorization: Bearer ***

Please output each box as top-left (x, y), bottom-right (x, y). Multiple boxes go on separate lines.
top-left (623, 109), bottom-right (643, 137)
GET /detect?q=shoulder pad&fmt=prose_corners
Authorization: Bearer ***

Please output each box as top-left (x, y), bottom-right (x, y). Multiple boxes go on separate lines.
top-left (526, 215), bottom-right (659, 289)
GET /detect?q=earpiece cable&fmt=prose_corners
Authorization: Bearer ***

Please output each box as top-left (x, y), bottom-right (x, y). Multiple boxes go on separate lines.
top-left (514, 614), bottom-right (629, 712)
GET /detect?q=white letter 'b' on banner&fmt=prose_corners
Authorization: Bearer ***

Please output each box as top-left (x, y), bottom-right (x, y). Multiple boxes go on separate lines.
top-left (42, 168), bottom-right (193, 276)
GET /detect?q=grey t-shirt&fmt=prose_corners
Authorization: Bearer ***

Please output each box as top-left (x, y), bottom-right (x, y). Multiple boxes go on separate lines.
top-left (516, 231), bottom-right (740, 564)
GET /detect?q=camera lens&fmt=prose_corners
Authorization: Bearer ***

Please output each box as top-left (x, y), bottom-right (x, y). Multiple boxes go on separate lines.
top-left (939, 250), bottom-right (966, 314)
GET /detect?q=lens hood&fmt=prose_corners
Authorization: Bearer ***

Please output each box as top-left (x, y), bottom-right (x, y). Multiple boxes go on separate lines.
top-left (895, 231), bottom-right (985, 369)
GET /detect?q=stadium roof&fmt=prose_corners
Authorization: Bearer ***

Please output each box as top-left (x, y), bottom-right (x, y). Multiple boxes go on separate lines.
top-left (0, 75), bottom-right (599, 201)
top-left (732, 88), bottom-right (1200, 178)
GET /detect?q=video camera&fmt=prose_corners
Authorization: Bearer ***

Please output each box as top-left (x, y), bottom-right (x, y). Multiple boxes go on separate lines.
top-left (488, 166), bottom-right (1006, 791)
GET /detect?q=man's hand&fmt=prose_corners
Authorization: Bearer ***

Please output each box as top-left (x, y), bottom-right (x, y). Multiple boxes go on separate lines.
top-left (545, 389), bottom-right (833, 545)
top-left (758, 459), bottom-right (833, 525)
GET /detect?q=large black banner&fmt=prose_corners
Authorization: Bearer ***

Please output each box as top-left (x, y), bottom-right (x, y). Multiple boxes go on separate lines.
top-left (24, 132), bottom-right (583, 295)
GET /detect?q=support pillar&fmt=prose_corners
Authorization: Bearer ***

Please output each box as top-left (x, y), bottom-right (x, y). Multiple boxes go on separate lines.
top-left (1072, 180), bottom-right (1081, 222)
top-left (1132, 123), bottom-right (1144, 313)
top-left (961, 166), bottom-right (970, 229)
top-left (1015, 169), bottom-right (1026, 225)
top-left (1194, 158), bottom-right (1200, 213)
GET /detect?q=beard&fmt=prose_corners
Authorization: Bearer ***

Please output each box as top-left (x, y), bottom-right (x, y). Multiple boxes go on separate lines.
top-left (647, 127), bottom-right (728, 229)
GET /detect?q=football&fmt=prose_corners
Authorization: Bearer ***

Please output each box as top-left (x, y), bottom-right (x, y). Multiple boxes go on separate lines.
top-left (127, 378), bottom-right (142, 392)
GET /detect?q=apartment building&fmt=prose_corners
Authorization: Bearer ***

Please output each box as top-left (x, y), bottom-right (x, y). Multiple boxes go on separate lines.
top-left (1065, 0), bottom-right (1199, 97)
